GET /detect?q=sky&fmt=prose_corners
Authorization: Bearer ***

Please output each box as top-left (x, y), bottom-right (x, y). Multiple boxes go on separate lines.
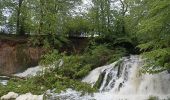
top-left (73, 0), bottom-right (92, 15)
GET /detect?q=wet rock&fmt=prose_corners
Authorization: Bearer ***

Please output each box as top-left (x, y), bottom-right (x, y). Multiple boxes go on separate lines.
top-left (1, 92), bottom-right (19, 100)
top-left (16, 93), bottom-right (43, 100)
top-left (168, 70), bottom-right (170, 74)
top-left (94, 71), bottom-right (106, 89)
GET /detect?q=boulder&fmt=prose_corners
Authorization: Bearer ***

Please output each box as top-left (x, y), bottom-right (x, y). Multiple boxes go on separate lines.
top-left (16, 93), bottom-right (43, 100)
top-left (1, 92), bottom-right (18, 100)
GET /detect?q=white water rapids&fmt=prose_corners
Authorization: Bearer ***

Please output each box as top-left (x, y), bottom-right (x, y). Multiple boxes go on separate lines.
top-left (81, 55), bottom-right (170, 100)
top-left (45, 55), bottom-right (170, 100)
top-left (1, 55), bottom-right (170, 100)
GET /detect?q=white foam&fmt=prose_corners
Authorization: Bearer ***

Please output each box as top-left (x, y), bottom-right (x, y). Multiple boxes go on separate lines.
top-left (14, 66), bottom-right (42, 78)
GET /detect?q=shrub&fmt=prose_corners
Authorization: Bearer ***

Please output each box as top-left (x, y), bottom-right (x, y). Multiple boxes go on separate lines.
top-left (83, 45), bottom-right (114, 69)
top-left (108, 47), bottom-right (127, 63)
top-left (0, 72), bottom-right (97, 96)
top-left (40, 50), bottom-right (62, 66)
top-left (39, 45), bottom-right (126, 80)
top-left (148, 96), bottom-right (159, 100)
top-left (54, 55), bottom-right (92, 79)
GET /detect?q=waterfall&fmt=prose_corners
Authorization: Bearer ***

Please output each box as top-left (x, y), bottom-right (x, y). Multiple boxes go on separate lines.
top-left (1, 55), bottom-right (170, 100)
top-left (47, 55), bottom-right (170, 100)
top-left (82, 55), bottom-right (170, 100)
top-left (83, 55), bottom-right (142, 92)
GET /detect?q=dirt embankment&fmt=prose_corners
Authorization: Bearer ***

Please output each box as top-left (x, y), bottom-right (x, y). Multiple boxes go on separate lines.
top-left (0, 35), bottom-right (89, 75)
top-left (0, 36), bottom-right (44, 75)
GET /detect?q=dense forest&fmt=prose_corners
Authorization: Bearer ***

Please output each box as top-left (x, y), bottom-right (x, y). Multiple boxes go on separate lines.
top-left (0, 0), bottom-right (170, 99)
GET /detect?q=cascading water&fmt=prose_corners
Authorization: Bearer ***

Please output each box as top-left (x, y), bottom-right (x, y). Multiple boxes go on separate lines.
top-left (47, 55), bottom-right (170, 100)
top-left (1, 55), bottom-right (170, 100)
top-left (0, 76), bottom-right (9, 85)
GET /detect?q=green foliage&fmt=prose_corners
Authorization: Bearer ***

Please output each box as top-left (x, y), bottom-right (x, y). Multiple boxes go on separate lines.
top-left (0, 72), bottom-right (97, 96)
top-left (108, 47), bottom-right (127, 63)
top-left (56, 55), bottom-right (90, 79)
top-left (39, 44), bottom-right (126, 80)
top-left (140, 48), bottom-right (170, 73)
top-left (51, 55), bottom-right (91, 79)
top-left (40, 50), bottom-right (62, 66)
top-left (29, 34), bottom-right (68, 49)
top-left (64, 16), bottom-right (91, 36)
top-left (40, 50), bottom-right (89, 79)
top-left (0, 78), bottom-right (47, 96)
top-left (134, 0), bottom-right (170, 73)
top-left (74, 64), bottom-right (91, 79)
top-left (35, 72), bottom-right (97, 93)
top-left (148, 96), bottom-right (159, 100)
top-left (83, 45), bottom-right (114, 69)
top-left (0, 0), bottom-right (82, 35)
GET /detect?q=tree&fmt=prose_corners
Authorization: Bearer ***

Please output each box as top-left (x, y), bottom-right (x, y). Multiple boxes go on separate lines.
top-left (0, 0), bottom-right (9, 33)
top-left (132, 0), bottom-right (170, 73)
top-left (86, 0), bottom-right (132, 47)
top-left (89, 0), bottom-right (113, 35)
top-left (0, 0), bottom-right (3, 26)
top-left (29, 0), bottom-right (82, 49)
top-left (1, 0), bottom-right (82, 35)
top-left (16, 0), bottom-right (24, 35)
top-left (0, 0), bottom-right (32, 35)
top-left (64, 16), bottom-right (91, 37)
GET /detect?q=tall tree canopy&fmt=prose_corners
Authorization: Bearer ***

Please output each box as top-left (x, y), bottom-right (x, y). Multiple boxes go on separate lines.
top-left (125, 0), bottom-right (170, 73)
top-left (0, 0), bottom-right (170, 73)
top-left (138, 0), bottom-right (170, 73)
top-left (0, 0), bottom-right (82, 35)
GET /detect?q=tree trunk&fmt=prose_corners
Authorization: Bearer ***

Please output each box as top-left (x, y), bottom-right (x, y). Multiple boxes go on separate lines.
top-left (120, 0), bottom-right (128, 35)
top-left (16, 0), bottom-right (24, 35)
top-left (38, 0), bottom-right (44, 35)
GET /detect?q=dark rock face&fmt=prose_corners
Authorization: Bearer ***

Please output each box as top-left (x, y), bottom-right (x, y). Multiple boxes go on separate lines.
top-left (0, 40), bottom-right (44, 75)
top-left (60, 37), bottom-right (89, 54)
top-left (168, 70), bottom-right (170, 74)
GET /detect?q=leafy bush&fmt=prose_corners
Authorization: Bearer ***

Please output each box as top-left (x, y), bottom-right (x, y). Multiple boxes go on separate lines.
top-left (39, 45), bottom-right (126, 79)
top-left (0, 73), bottom-right (97, 96)
top-left (74, 64), bottom-right (91, 79)
top-left (83, 45), bottom-right (127, 69)
top-left (55, 45), bottom-right (119, 79)
top-left (0, 77), bottom-right (47, 96)
top-left (54, 55), bottom-right (92, 79)
top-left (83, 45), bottom-right (114, 69)
top-left (108, 47), bottom-right (127, 63)
top-left (29, 35), bottom-right (68, 49)
top-left (40, 50), bottom-right (62, 66)
top-left (148, 96), bottom-right (159, 100)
